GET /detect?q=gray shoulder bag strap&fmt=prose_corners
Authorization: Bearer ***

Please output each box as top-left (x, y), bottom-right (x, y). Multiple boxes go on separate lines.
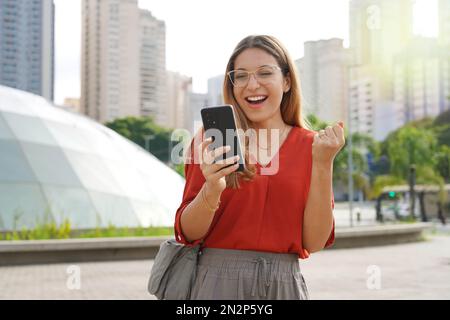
top-left (148, 207), bottom-right (223, 300)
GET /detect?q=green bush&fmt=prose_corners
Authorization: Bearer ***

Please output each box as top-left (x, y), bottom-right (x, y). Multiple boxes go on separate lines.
top-left (0, 219), bottom-right (173, 241)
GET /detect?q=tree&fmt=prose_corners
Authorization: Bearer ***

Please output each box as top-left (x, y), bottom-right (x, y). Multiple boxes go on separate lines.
top-left (306, 114), bottom-right (377, 199)
top-left (435, 145), bottom-right (450, 183)
top-left (370, 175), bottom-right (406, 199)
top-left (105, 116), bottom-right (173, 163)
top-left (305, 114), bottom-right (328, 131)
top-left (386, 126), bottom-right (437, 178)
top-left (432, 110), bottom-right (450, 147)
top-left (434, 109), bottom-right (450, 127)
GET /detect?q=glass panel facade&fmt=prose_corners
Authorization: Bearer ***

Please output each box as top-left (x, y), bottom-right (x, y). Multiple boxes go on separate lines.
top-left (0, 140), bottom-right (37, 183)
top-left (42, 186), bottom-right (99, 229)
top-left (64, 150), bottom-right (123, 195)
top-left (45, 120), bottom-right (92, 153)
top-left (0, 114), bottom-right (14, 140)
top-left (0, 87), bottom-right (38, 116)
top-left (3, 112), bottom-right (58, 146)
top-left (0, 182), bottom-right (48, 230)
top-left (21, 142), bottom-right (83, 187)
top-left (89, 191), bottom-right (139, 228)
top-left (130, 199), bottom-right (173, 227)
top-left (105, 160), bottom-right (149, 201)
top-left (0, 85), bottom-right (185, 230)
top-left (79, 125), bottom-right (123, 161)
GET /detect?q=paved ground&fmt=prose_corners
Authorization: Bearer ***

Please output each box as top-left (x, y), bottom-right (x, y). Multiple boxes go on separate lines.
top-left (1, 231), bottom-right (449, 300)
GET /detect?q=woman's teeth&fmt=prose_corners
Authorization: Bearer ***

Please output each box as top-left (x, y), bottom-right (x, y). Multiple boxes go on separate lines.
top-left (246, 96), bottom-right (267, 104)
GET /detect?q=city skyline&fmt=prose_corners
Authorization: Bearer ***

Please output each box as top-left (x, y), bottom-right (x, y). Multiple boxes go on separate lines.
top-left (54, 0), bottom-right (438, 105)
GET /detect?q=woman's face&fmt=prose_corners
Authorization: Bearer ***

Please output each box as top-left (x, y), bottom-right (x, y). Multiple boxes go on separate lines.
top-left (232, 48), bottom-right (290, 125)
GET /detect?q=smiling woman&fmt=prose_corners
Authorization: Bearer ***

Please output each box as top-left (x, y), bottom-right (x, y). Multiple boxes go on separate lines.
top-left (170, 35), bottom-right (345, 300)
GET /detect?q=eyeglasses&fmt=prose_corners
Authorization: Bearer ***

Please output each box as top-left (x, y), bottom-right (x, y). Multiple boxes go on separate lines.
top-left (227, 65), bottom-right (282, 88)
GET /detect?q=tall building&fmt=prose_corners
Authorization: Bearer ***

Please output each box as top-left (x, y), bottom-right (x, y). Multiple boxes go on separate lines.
top-left (0, 0), bottom-right (55, 101)
top-left (349, 65), bottom-right (377, 137)
top-left (61, 97), bottom-right (81, 113)
top-left (166, 71), bottom-right (192, 131)
top-left (189, 92), bottom-right (208, 135)
top-left (140, 10), bottom-right (167, 125)
top-left (348, 0), bottom-right (414, 140)
top-left (393, 37), bottom-right (443, 123)
top-left (349, 0), bottom-right (413, 68)
top-left (349, 0), bottom-right (413, 106)
top-left (439, 0), bottom-right (450, 113)
top-left (295, 39), bottom-right (350, 123)
top-left (81, 0), bottom-right (139, 123)
top-left (81, 0), bottom-right (166, 124)
top-left (439, 0), bottom-right (450, 46)
top-left (207, 74), bottom-right (225, 107)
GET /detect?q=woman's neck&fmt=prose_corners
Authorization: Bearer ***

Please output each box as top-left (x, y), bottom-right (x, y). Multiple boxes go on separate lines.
top-left (251, 114), bottom-right (286, 132)
top-left (250, 116), bottom-right (291, 150)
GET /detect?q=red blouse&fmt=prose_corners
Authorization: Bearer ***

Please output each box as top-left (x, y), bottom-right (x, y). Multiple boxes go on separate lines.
top-left (174, 126), bottom-right (335, 259)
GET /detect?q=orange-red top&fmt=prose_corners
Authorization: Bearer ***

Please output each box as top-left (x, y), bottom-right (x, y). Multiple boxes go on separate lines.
top-left (174, 126), bottom-right (335, 259)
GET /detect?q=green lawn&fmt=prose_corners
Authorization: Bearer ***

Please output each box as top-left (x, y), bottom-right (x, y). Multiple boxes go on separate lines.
top-left (0, 222), bottom-right (174, 241)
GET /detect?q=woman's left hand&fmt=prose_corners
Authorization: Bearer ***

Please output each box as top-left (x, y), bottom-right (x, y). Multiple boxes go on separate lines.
top-left (312, 121), bottom-right (346, 165)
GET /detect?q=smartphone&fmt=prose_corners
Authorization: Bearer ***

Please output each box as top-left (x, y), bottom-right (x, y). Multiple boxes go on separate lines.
top-left (200, 105), bottom-right (246, 172)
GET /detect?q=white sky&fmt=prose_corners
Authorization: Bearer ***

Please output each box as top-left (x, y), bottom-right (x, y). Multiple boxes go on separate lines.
top-left (54, 0), bottom-right (438, 105)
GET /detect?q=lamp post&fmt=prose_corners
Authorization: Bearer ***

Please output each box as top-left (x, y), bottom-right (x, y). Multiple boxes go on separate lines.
top-left (348, 98), bottom-right (354, 228)
top-left (409, 164), bottom-right (416, 219)
top-left (347, 66), bottom-right (356, 228)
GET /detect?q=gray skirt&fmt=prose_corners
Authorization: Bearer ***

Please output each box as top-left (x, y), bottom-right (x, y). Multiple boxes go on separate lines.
top-left (190, 247), bottom-right (309, 300)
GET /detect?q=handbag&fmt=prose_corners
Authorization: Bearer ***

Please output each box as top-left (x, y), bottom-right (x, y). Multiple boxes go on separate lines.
top-left (149, 196), bottom-right (223, 300)
top-left (148, 239), bottom-right (201, 300)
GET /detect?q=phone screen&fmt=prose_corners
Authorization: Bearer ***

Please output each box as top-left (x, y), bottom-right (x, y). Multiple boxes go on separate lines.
top-left (200, 105), bottom-right (245, 172)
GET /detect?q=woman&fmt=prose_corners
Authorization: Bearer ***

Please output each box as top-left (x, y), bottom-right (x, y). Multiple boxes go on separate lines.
top-left (174, 35), bottom-right (345, 300)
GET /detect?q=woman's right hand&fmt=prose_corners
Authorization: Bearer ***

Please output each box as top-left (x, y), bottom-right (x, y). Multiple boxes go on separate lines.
top-left (198, 137), bottom-right (240, 194)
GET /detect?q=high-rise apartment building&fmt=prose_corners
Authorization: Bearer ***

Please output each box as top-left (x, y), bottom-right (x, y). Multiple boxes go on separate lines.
top-left (188, 92), bottom-right (208, 135)
top-left (393, 37), bottom-right (442, 123)
top-left (349, 0), bottom-right (413, 68)
top-left (348, 0), bottom-right (414, 140)
top-left (140, 10), bottom-right (167, 125)
top-left (439, 0), bottom-right (450, 46)
top-left (207, 74), bottom-right (225, 107)
top-left (349, 64), bottom-right (402, 141)
top-left (166, 71), bottom-right (192, 131)
top-left (0, 0), bottom-right (54, 101)
top-left (296, 39), bottom-right (350, 123)
top-left (81, 0), bottom-right (166, 124)
top-left (439, 0), bottom-right (450, 114)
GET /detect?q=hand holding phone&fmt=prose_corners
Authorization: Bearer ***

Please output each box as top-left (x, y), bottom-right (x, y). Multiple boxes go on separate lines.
top-left (200, 105), bottom-right (246, 173)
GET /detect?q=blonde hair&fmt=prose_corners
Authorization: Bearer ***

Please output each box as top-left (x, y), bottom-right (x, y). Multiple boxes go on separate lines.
top-left (223, 35), bottom-right (307, 189)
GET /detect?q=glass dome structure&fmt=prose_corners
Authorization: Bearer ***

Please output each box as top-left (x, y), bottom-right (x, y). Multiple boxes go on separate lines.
top-left (0, 86), bottom-right (185, 231)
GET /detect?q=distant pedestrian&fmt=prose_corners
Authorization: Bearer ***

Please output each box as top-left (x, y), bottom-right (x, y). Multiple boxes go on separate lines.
top-left (175, 35), bottom-right (345, 300)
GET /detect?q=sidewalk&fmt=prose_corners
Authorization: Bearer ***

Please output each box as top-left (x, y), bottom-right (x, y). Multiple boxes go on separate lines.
top-left (0, 233), bottom-right (449, 300)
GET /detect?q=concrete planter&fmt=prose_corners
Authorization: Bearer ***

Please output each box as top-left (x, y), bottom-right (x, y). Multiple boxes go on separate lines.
top-left (0, 223), bottom-right (432, 266)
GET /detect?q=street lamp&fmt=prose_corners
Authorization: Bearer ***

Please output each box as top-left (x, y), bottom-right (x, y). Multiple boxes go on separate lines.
top-left (409, 164), bottom-right (416, 219)
top-left (347, 59), bottom-right (364, 228)
top-left (348, 67), bottom-right (355, 228)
